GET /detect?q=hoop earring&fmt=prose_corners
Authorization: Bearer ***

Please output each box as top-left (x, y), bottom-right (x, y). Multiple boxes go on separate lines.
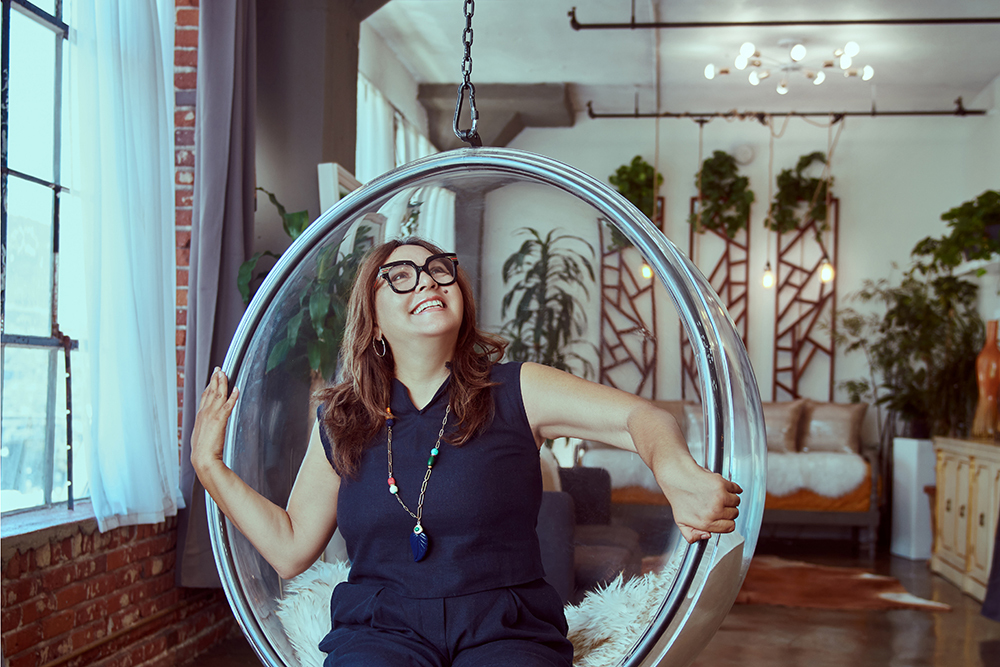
top-left (373, 338), bottom-right (387, 358)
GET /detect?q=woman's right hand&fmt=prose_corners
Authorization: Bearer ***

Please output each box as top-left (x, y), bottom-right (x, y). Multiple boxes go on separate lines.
top-left (190, 367), bottom-right (239, 475)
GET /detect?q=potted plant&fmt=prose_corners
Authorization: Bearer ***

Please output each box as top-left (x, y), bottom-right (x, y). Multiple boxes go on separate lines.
top-left (766, 151), bottom-right (832, 237)
top-left (911, 189), bottom-right (1000, 275)
top-left (835, 267), bottom-right (983, 440)
top-left (688, 150), bottom-right (754, 239)
top-left (500, 227), bottom-right (596, 377)
top-left (607, 156), bottom-right (663, 250)
top-left (238, 188), bottom-right (375, 383)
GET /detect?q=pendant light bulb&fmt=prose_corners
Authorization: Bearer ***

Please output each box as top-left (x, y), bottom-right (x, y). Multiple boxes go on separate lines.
top-left (641, 261), bottom-right (653, 280)
top-left (862, 65), bottom-right (875, 81)
top-left (749, 70), bottom-right (760, 86)
top-left (820, 256), bottom-right (835, 283)
top-left (762, 262), bottom-right (775, 289)
top-left (813, 70), bottom-right (826, 85)
top-left (777, 80), bottom-right (789, 95)
top-left (790, 43), bottom-right (807, 61)
top-left (840, 54), bottom-right (852, 70)
top-left (740, 42), bottom-right (756, 58)
top-left (735, 54), bottom-right (749, 70)
top-left (705, 63), bottom-right (716, 79)
top-left (844, 41), bottom-right (860, 58)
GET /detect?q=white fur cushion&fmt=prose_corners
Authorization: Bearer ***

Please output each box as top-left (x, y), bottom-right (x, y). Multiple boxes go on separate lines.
top-left (276, 555), bottom-right (685, 667)
top-left (767, 452), bottom-right (868, 497)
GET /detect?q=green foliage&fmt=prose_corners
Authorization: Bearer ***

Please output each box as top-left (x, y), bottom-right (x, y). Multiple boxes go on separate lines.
top-left (689, 150), bottom-right (755, 239)
top-left (264, 227), bottom-right (374, 380)
top-left (238, 188), bottom-right (373, 381)
top-left (766, 151), bottom-right (832, 236)
top-left (835, 271), bottom-right (983, 438)
top-left (238, 187), bottom-right (311, 303)
top-left (608, 156), bottom-right (663, 250)
top-left (500, 228), bottom-right (596, 377)
top-left (911, 190), bottom-right (1000, 275)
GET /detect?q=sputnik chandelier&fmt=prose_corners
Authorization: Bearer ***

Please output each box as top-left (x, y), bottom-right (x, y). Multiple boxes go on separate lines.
top-left (704, 39), bottom-right (874, 95)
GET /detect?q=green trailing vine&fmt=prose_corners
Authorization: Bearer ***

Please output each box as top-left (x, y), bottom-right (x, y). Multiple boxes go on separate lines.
top-left (689, 150), bottom-right (754, 239)
top-left (766, 151), bottom-right (833, 236)
top-left (607, 156), bottom-right (663, 250)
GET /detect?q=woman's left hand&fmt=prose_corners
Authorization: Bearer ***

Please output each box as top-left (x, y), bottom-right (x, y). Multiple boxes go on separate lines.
top-left (656, 461), bottom-right (742, 543)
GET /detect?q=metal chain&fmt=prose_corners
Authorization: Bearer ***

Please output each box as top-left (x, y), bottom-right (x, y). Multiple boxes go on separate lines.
top-left (453, 0), bottom-right (482, 146)
top-left (387, 405), bottom-right (451, 524)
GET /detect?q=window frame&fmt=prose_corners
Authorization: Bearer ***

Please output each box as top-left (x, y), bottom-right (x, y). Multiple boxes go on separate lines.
top-left (1, 0), bottom-right (82, 517)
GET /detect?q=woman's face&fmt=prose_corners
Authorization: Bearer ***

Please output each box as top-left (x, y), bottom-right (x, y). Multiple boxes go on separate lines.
top-left (373, 244), bottom-right (464, 352)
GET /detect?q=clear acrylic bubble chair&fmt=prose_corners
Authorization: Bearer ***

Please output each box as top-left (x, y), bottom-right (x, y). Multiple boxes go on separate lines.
top-left (210, 148), bottom-right (766, 667)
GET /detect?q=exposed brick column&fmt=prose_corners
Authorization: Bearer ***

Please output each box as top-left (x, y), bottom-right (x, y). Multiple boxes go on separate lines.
top-left (174, 0), bottom-right (197, 443)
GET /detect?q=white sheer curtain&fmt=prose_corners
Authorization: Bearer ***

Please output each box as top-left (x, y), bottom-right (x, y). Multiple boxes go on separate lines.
top-left (356, 74), bottom-right (454, 249)
top-left (70, 0), bottom-right (182, 531)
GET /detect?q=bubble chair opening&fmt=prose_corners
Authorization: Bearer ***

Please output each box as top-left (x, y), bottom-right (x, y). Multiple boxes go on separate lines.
top-left (212, 148), bottom-right (766, 667)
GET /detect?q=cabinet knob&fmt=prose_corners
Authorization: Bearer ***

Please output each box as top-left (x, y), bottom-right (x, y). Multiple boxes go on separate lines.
top-left (946, 499), bottom-right (952, 512)
top-left (960, 505), bottom-right (966, 518)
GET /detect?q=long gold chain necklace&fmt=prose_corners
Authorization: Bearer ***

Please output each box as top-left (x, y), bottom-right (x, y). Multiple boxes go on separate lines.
top-left (386, 404), bottom-right (450, 562)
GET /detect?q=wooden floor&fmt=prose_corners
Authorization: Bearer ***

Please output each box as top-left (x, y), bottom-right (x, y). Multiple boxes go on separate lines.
top-left (188, 539), bottom-right (1000, 667)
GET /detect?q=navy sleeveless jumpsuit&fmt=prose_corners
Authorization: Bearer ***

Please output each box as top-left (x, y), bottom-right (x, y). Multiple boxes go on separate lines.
top-left (317, 362), bottom-right (574, 667)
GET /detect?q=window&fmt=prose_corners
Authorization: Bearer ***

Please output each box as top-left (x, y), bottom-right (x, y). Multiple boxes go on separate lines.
top-left (1, 0), bottom-right (90, 514)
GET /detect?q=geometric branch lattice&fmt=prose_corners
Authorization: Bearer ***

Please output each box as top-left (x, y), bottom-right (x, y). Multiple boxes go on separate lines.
top-left (772, 198), bottom-right (839, 401)
top-left (681, 199), bottom-right (751, 402)
top-left (598, 222), bottom-right (658, 399)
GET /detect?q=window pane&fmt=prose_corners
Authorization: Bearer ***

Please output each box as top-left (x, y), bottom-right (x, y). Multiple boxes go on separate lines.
top-left (5, 177), bottom-right (54, 336)
top-left (1, 346), bottom-right (89, 512)
top-left (7, 8), bottom-right (58, 183)
top-left (57, 190), bottom-right (87, 337)
top-left (32, 2), bottom-right (58, 16)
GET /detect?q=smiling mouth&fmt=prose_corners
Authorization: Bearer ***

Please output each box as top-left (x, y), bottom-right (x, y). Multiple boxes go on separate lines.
top-left (412, 299), bottom-right (444, 315)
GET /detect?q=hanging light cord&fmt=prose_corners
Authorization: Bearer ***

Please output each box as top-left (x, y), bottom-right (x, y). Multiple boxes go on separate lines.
top-left (453, 0), bottom-right (482, 147)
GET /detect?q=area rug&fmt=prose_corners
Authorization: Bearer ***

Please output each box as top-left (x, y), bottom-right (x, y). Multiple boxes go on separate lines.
top-left (734, 555), bottom-right (951, 612)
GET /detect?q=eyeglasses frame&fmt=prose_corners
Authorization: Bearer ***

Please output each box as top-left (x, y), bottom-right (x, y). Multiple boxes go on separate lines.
top-left (377, 252), bottom-right (460, 294)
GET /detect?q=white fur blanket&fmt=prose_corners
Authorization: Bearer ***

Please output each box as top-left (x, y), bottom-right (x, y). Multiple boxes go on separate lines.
top-left (276, 554), bottom-right (684, 667)
top-left (766, 452), bottom-right (868, 498)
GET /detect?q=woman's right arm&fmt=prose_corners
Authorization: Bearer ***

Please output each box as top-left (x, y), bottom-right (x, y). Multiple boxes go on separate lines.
top-left (191, 368), bottom-right (340, 579)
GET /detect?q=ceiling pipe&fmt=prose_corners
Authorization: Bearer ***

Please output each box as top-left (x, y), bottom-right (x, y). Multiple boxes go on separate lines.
top-left (568, 7), bottom-right (1000, 30)
top-left (585, 99), bottom-right (987, 125)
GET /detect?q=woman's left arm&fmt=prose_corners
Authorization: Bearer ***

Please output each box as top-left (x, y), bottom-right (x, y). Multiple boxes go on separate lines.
top-left (520, 362), bottom-right (742, 543)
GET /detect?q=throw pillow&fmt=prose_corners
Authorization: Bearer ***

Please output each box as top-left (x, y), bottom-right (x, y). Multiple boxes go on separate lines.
top-left (761, 399), bottom-right (805, 453)
top-left (799, 401), bottom-right (867, 454)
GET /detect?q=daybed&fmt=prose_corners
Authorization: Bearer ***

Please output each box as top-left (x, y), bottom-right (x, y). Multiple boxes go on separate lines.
top-left (578, 399), bottom-right (880, 557)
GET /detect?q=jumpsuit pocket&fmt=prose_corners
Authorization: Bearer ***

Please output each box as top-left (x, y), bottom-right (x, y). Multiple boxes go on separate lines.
top-left (318, 582), bottom-right (384, 652)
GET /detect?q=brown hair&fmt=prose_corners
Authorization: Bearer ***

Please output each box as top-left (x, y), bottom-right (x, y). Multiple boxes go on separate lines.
top-left (317, 237), bottom-right (507, 478)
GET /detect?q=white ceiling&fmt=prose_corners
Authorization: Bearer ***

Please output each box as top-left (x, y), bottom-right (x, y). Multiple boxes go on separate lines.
top-left (366, 0), bottom-right (1000, 117)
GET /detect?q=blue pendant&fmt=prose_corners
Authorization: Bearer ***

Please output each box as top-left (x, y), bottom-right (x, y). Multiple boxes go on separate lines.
top-left (410, 525), bottom-right (429, 562)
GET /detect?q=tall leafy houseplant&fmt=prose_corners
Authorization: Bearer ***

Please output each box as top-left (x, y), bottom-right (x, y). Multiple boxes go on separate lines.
top-left (501, 228), bottom-right (596, 377)
top-left (607, 156), bottom-right (663, 250)
top-left (238, 188), bottom-right (373, 381)
top-left (836, 269), bottom-right (983, 439)
top-left (689, 150), bottom-right (754, 239)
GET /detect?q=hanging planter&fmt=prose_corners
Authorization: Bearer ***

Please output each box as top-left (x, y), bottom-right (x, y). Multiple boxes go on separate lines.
top-left (765, 151), bottom-right (832, 236)
top-left (911, 189), bottom-right (1000, 275)
top-left (689, 150), bottom-right (754, 239)
top-left (607, 155), bottom-right (663, 250)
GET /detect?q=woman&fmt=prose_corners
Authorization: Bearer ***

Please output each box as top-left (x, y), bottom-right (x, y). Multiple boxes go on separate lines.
top-left (191, 238), bottom-right (742, 667)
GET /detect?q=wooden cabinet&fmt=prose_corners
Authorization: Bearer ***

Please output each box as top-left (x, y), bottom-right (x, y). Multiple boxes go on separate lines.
top-left (931, 437), bottom-right (1000, 601)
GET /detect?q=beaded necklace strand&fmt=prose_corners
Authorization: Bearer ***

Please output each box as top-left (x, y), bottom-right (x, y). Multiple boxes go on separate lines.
top-left (386, 404), bottom-right (451, 562)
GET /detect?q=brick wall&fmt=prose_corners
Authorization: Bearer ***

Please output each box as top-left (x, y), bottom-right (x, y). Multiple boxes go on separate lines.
top-left (1, 2), bottom-right (241, 666)
top-left (1, 519), bottom-right (236, 667)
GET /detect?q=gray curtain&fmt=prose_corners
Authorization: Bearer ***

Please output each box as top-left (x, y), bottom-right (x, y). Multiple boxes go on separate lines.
top-left (176, 0), bottom-right (257, 588)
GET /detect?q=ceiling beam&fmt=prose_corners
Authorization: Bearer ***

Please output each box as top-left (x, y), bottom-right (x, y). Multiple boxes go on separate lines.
top-left (353, 0), bottom-right (391, 22)
top-left (418, 83), bottom-right (574, 150)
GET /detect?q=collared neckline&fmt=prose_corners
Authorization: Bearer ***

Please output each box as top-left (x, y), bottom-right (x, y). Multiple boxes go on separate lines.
top-left (390, 372), bottom-right (452, 415)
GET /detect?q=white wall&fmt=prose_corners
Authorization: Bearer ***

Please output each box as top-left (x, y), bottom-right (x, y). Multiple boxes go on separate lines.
top-left (359, 22), bottom-right (429, 138)
top-left (496, 102), bottom-right (1000, 406)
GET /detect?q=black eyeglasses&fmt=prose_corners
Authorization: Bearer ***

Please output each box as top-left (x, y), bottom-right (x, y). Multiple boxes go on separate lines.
top-left (377, 253), bottom-right (460, 294)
